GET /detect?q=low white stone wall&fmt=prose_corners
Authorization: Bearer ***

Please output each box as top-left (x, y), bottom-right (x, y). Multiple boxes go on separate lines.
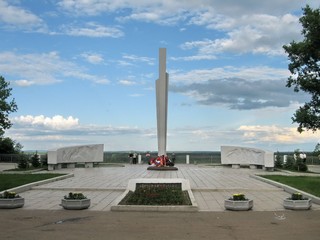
top-left (48, 144), bottom-right (104, 170)
top-left (221, 146), bottom-right (274, 169)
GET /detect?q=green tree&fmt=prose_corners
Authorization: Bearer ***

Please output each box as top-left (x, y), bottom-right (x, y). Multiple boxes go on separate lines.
top-left (0, 137), bottom-right (23, 154)
top-left (314, 143), bottom-right (320, 157)
top-left (0, 76), bottom-right (18, 135)
top-left (284, 155), bottom-right (295, 170)
top-left (283, 5), bottom-right (320, 133)
top-left (31, 151), bottom-right (41, 168)
top-left (18, 153), bottom-right (29, 170)
top-left (274, 151), bottom-right (283, 168)
top-left (0, 76), bottom-right (21, 154)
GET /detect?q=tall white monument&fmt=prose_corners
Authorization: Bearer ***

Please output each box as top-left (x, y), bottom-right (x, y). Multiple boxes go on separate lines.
top-left (156, 48), bottom-right (169, 157)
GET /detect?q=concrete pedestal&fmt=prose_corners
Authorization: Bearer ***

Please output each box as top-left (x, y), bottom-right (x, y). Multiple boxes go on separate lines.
top-left (67, 163), bottom-right (75, 169)
top-left (85, 162), bottom-right (93, 168)
top-left (186, 155), bottom-right (190, 164)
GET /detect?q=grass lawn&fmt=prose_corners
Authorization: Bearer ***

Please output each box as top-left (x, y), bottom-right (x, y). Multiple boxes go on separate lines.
top-left (261, 175), bottom-right (320, 197)
top-left (0, 173), bottom-right (65, 191)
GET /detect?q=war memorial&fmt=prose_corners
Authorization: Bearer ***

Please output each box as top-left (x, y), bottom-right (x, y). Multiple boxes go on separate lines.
top-left (1, 48), bottom-right (319, 239)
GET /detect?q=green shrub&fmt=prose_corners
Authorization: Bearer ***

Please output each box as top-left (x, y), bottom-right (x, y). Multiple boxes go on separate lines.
top-left (230, 193), bottom-right (247, 201)
top-left (64, 192), bottom-right (87, 200)
top-left (295, 162), bottom-right (308, 172)
top-left (284, 156), bottom-right (295, 170)
top-left (274, 152), bottom-right (283, 168)
top-left (18, 153), bottom-right (29, 169)
top-left (0, 191), bottom-right (20, 199)
top-left (290, 192), bottom-right (307, 200)
top-left (31, 152), bottom-right (41, 168)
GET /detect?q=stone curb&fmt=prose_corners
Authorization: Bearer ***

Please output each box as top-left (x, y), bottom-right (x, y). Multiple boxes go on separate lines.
top-left (33, 187), bottom-right (124, 192)
top-left (0, 173), bottom-right (74, 195)
top-left (251, 174), bottom-right (320, 205)
top-left (111, 204), bottom-right (198, 212)
top-left (0, 168), bottom-right (47, 174)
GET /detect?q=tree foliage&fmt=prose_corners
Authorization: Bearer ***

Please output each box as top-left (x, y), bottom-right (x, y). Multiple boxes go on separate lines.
top-left (274, 151), bottom-right (283, 168)
top-left (314, 143), bottom-right (320, 157)
top-left (18, 153), bottom-right (29, 169)
top-left (31, 151), bottom-right (41, 168)
top-left (0, 76), bottom-right (21, 154)
top-left (0, 137), bottom-right (23, 154)
top-left (0, 76), bottom-right (18, 135)
top-left (283, 5), bottom-right (320, 132)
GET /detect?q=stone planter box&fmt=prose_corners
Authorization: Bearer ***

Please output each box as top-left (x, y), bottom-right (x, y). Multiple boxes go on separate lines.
top-left (61, 199), bottom-right (91, 210)
top-left (224, 199), bottom-right (253, 211)
top-left (0, 198), bottom-right (25, 209)
top-left (283, 199), bottom-right (312, 210)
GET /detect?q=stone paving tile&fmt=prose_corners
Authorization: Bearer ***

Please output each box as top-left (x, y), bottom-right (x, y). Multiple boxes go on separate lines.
top-left (6, 164), bottom-right (320, 212)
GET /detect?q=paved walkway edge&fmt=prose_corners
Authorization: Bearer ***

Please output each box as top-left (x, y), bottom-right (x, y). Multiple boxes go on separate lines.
top-left (251, 174), bottom-right (320, 205)
top-left (0, 173), bottom-right (74, 195)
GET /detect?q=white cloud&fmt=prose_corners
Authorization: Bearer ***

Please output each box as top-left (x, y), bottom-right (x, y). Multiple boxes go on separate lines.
top-left (14, 79), bottom-right (35, 87)
top-left (0, 51), bottom-right (109, 85)
top-left (57, 0), bottom-right (199, 18)
top-left (184, 13), bottom-right (301, 56)
top-left (55, 1), bottom-right (310, 57)
top-left (55, 0), bottom-right (316, 29)
top-left (8, 114), bottom-right (147, 150)
top-left (0, 51), bottom-right (64, 85)
top-left (94, 78), bottom-right (110, 84)
top-left (122, 54), bottom-right (155, 65)
top-left (129, 93), bottom-right (143, 97)
top-left (238, 125), bottom-right (320, 144)
top-left (61, 22), bottom-right (124, 38)
top-left (170, 66), bottom-right (289, 85)
top-left (119, 79), bottom-right (136, 86)
top-left (171, 55), bottom-right (216, 61)
top-left (8, 114), bottom-right (320, 151)
top-left (0, 0), bottom-right (46, 30)
top-left (81, 53), bottom-right (104, 64)
top-left (117, 9), bottom-right (189, 25)
top-left (117, 60), bottom-right (134, 67)
top-left (12, 115), bottom-right (79, 130)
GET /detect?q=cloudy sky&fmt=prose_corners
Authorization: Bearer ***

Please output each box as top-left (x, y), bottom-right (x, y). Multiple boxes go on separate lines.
top-left (1, 0), bottom-right (319, 152)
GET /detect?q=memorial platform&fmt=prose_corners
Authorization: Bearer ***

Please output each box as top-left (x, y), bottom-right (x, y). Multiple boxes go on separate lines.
top-left (2, 164), bottom-right (320, 212)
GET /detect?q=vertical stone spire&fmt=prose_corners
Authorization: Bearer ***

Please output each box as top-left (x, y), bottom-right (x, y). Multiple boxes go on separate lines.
top-left (156, 48), bottom-right (169, 156)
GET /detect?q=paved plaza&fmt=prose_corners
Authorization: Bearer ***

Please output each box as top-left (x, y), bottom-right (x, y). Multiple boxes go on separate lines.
top-left (4, 164), bottom-right (319, 212)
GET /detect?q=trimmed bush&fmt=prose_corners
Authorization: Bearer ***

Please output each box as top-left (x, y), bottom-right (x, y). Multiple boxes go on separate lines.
top-left (31, 152), bottom-right (41, 168)
top-left (284, 156), bottom-right (295, 170)
top-left (274, 152), bottom-right (283, 168)
top-left (18, 154), bottom-right (29, 169)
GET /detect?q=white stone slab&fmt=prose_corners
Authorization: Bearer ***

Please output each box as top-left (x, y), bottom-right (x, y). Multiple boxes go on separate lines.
top-left (48, 144), bottom-right (104, 165)
top-left (221, 146), bottom-right (274, 168)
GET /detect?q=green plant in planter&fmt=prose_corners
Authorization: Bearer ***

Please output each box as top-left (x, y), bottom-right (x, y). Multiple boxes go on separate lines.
top-left (0, 191), bottom-right (24, 209)
top-left (64, 192), bottom-right (87, 200)
top-left (289, 192), bottom-right (308, 200)
top-left (229, 193), bottom-right (248, 201)
top-left (0, 191), bottom-right (21, 199)
top-left (225, 193), bottom-right (253, 211)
